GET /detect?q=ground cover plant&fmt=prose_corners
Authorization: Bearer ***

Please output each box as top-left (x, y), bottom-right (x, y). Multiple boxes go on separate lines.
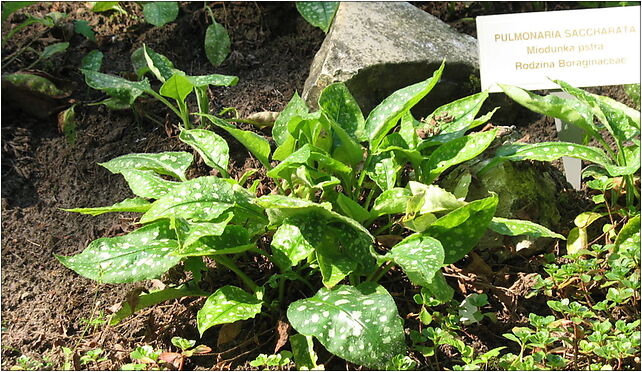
top-left (2, 2), bottom-right (640, 370)
top-left (56, 53), bottom-right (581, 369)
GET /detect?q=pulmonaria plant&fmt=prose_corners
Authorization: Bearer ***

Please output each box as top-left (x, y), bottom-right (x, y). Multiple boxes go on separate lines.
top-left (58, 60), bottom-right (562, 369)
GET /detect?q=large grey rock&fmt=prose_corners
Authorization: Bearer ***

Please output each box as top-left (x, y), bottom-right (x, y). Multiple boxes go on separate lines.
top-left (302, 2), bottom-right (479, 117)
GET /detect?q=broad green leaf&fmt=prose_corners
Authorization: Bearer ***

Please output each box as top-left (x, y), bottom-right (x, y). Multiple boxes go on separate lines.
top-left (273, 92), bottom-right (309, 146)
top-left (271, 222), bottom-right (315, 271)
top-left (204, 19), bottom-right (231, 67)
top-left (574, 212), bottom-right (603, 228)
top-left (2, 1), bottom-right (35, 22)
top-left (140, 176), bottom-right (242, 224)
top-left (80, 49), bottom-right (103, 71)
top-left (160, 73), bottom-right (194, 102)
top-left (316, 236), bottom-right (356, 288)
top-left (63, 197), bottom-right (151, 216)
top-left (81, 69), bottom-right (151, 105)
top-left (500, 83), bottom-right (598, 136)
top-left (180, 214), bottom-right (233, 247)
top-left (295, 1), bottom-right (339, 33)
top-left (56, 221), bottom-right (180, 283)
top-left (428, 91), bottom-right (489, 135)
top-left (423, 271), bottom-right (454, 303)
top-left (197, 285), bottom-right (262, 335)
top-left (186, 74), bottom-right (238, 88)
top-left (179, 129), bottom-right (229, 174)
top-left (624, 84), bottom-right (640, 109)
top-left (290, 334), bottom-right (318, 370)
top-left (177, 225), bottom-right (252, 256)
top-left (287, 283), bottom-right (406, 369)
top-left (387, 234), bottom-right (444, 287)
top-left (426, 195), bottom-right (498, 264)
top-left (407, 181), bottom-right (466, 215)
top-left (366, 61), bottom-right (445, 150)
top-left (422, 129), bottom-right (497, 184)
top-left (489, 217), bottom-right (564, 239)
top-left (99, 151), bottom-right (193, 181)
top-left (120, 169), bottom-right (180, 199)
top-left (143, 1), bottom-right (179, 27)
top-left (495, 142), bottom-right (615, 173)
top-left (90, 1), bottom-right (126, 14)
top-left (41, 42), bottom-right (69, 60)
top-left (202, 114), bottom-right (271, 169)
top-left (402, 213), bottom-right (437, 233)
top-left (371, 188), bottom-right (412, 217)
top-left (614, 215), bottom-right (640, 254)
top-left (327, 114), bottom-right (364, 166)
top-left (399, 112), bottom-right (421, 148)
top-left (73, 20), bottom-right (96, 42)
top-left (566, 227), bottom-right (587, 255)
top-left (365, 152), bottom-right (400, 191)
top-left (131, 45), bottom-right (175, 80)
top-left (268, 144), bottom-right (350, 180)
top-left (336, 193), bottom-right (370, 224)
top-left (319, 82), bottom-right (365, 141)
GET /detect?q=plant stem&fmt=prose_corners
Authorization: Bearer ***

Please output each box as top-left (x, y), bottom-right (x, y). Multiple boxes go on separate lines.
top-left (146, 90), bottom-right (185, 124)
top-left (213, 255), bottom-right (259, 293)
top-left (366, 261), bottom-right (395, 283)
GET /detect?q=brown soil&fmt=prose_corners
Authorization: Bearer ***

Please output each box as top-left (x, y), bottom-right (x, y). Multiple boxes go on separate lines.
top-left (0, 2), bottom-right (636, 370)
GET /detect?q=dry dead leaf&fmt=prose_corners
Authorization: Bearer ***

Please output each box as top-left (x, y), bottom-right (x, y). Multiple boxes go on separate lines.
top-left (159, 351), bottom-right (183, 370)
top-left (274, 320), bottom-right (290, 353)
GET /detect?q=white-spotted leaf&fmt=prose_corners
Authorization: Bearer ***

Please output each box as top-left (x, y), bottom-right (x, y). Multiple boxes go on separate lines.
top-left (371, 188), bottom-right (412, 217)
top-left (120, 169), bottom-right (181, 199)
top-left (56, 221), bottom-right (180, 283)
top-left (614, 215), bottom-right (640, 254)
top-left (319, 82), bottom-right (365, 141)
top-left (179, 129), bottom-right (229, 174)
top-left (407, 181), bottom-right (466, 215)
top-left (422, 129), bottom-right (497, 184)
top-left (99, 151), bottom-right (193, 181)
top-left (81, 69), bottom-right (151, 105)
top-left (143, 1), bottom-right (179, 27)
top-left (271, 223), bottom-right (315, 271)
top-left (387, 234), bottom-right (444, 287)
top-left (295, 1), bottom-right (339, 33)
top-left (140, 176), bottom-right (241, 224)
top-left (489, 217), bottom-right (565, 240)
top-left (287, 283), bottom-right (406, 369)
top-left (496, 142), bottom-right (616, 173)
top-left (365, 152), bottom-right (400, 191)
top-left (273, 92), bottom-right (309, 146)
top-left (204, 19), bottom-right (231, 67)
top-left (80, 49), bottom-right (103, 72)
top-left (197, 285), bottom-right (262, 335)
top-left (427, 91), bottom-right (489, 135)
top-left (180, 213), bottom-right (234, 248)
top-left (366, 62), bottom-right (444, 150)
top-left (63, 197), bottom-right (151, 216)
top-left (186, 74), bottom-right (238, 88)
top-left (426, 195), bottom-right (498, 264)
top-left (177, 225), bottom-right (252, 256)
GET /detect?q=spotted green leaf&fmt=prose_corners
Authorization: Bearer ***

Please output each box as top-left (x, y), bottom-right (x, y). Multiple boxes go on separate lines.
top-left (120, 169), bottom-right (180, 199)
top-left (160, 73), bottom-right (194, 102)
top-left (179, 129), bottom-right (229, 174)
top-left (426, 195), bottom-right (498, 264)
top-left (63, 197), bottom-right (151, 216)
top-left (290, 334), bottom-right (318, 370)
top-left (186, 74), bottom-right (238, 88)
top-left (80, 49), bottom-right (103, 72)
top-left (271, 222), bottom-right (315, 271)
top-left (287, 283), bottom-right (406, 369)
top-left (366, 152), bottom-right (400, 191)
top-left (500, 83), bottom-right (599, 136)
top-left (489, 217), bottom-right (564, 240)
top-left (370, 188), bottom-right (412, 217)
top-left (495, 141), bottom-right (616, 174)
top-left (326, 114), bottom-right (364, 166)
top-left (140, 176), bottom-right (242, 224)
top-left (81, 69), bottom-right (151, 105)
top-left (387, 234), bottom-right (444, 287)
top-left (177, 225), bottom-right (252, 256)
top-left (131, 45), bottom-right (175, 81)
top-left (201, 114), bottom-right (271, 169)
top-left (427, 91), bottom-right (490, 136)
top-left (295, 1), bottom-right (339, 33)
top-left (56, 221), bottom-right (180, 283)
top-left (268, 144), bottom-right (351, 180)
top-left (143, 1), bottom-right (179, 27)
top-left (319, 82), bottom-right (365, 141)
top-left (273, 92), bottom-right (309, 146)
top-left (422, 129), bottom-right (497, 184)
top-left (41, 42), bottom-right (69, 60)
top-left (423, 271), bottom-right (454, 303)
top-left (366, 61), bottom-right (444, 150)
top-left (204, 19), bottom-right (231, 67)
top-left (197, 285), bottom-right (263, 335)
top-left (73, 20), bottom-right (95, 42)
top-left (179, 213), bottom-right (234, 248)
top-left (99, 151), bottom-right (193, 181)
top-left (614, 215), bottom-right (640, 254)
top-left (1, 72), bottom-right (69, 99)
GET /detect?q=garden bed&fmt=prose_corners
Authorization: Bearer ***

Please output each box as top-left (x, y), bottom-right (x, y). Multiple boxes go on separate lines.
top-left (1, 2), bottom-right (639, 370)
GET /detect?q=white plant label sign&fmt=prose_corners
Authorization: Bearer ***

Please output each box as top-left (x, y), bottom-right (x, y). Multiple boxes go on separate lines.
top-left (477, 6), bottom-right (640, 92)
